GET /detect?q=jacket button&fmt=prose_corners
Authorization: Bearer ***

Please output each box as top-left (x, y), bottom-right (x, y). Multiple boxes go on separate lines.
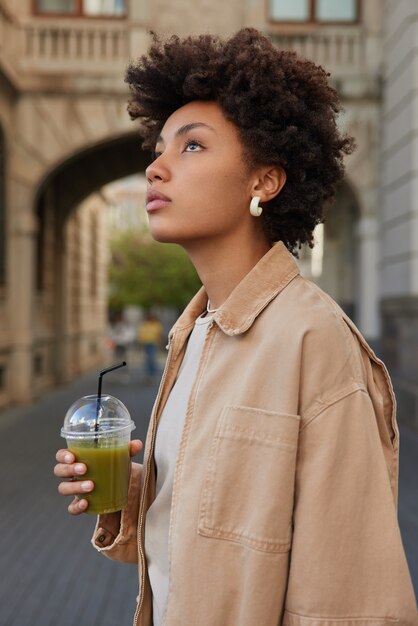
top-left (97, 533), bottom-right (107, 543)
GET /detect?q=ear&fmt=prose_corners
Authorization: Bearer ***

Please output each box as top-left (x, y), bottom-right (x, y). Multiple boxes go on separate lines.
top-left (251, 166), bottom-right (286, 203)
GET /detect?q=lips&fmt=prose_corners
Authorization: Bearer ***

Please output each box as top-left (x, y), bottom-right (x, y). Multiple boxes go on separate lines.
top-left (146, 189), bottom-right (171, 212)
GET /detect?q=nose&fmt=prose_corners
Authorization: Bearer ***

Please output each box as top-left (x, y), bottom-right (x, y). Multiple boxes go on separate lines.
top-left (146, 153), bottom-right (169, 184)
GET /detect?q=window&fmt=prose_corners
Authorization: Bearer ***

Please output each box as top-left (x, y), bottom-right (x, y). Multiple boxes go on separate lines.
top-left (35, 0), bottom-right (126, 17)
top-left (36, 0), bottom-right (77, 13)
top-left (269, 0), bottom-right (358, 23)
top-left (316, 0), bottom-right (357, 21)
top-left (270, 0), bottom-right (310, 22)
top-left (84, 0), bottom-right (125, 16)
top-left (0, 126), bottom-right (6, 287)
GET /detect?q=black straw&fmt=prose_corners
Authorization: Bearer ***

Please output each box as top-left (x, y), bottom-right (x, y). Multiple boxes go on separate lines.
top-left (95, 361), bottom-right (127, 443)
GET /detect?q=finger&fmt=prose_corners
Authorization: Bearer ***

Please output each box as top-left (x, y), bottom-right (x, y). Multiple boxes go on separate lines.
top-left (56, 449), bottom-right (75, 464)
top-left (58, 479), bottom-right (94, 497)
top-left (68, 497), bottom-right (89, 515)
top-left (54, 463), bottom-right (87, 478)
top-left (130, 440), bottom-right (143, 457)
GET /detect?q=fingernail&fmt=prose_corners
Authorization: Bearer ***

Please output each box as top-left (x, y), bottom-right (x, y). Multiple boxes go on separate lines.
top-left (64, 453), bottom-right (72, 463)
top-left (74, 464), bottom-right (85, 474)
top-left (81, 481), bottom-right (92, 492)
top-left (79, 499), bottom-right (88, 510)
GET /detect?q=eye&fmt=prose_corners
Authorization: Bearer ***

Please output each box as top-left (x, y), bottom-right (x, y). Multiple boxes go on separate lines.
top-left (184, 139), bottom-right (203, 152)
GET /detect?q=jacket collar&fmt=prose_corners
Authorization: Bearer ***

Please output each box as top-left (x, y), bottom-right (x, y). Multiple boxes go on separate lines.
top-left (172, 241), bottom-right (300, 337)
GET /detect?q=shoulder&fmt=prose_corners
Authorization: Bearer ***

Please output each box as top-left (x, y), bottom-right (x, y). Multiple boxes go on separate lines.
top-left (262, 276), bottom-right (397, 460)
top-left (270, 273), bottom-right (361, 354)
top-left (270, 275), bottom-right (370, 414)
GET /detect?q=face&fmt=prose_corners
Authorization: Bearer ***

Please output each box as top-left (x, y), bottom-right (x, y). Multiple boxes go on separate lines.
top-left (145, 101), bottom-right (264, 249)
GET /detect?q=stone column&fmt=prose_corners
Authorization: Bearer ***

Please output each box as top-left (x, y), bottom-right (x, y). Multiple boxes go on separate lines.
top-left (8, 181), bottom-right (36, 404)
top-left (51, 183), bottom-right (71, 386)
top-left (380, 0), bottom-right (418, 429)
top-left (356, 214), bottom-right (380, 348)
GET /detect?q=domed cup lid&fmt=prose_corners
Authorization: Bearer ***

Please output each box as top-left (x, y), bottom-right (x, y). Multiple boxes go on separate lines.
top-left (61, 394), bottom-right (135, 441)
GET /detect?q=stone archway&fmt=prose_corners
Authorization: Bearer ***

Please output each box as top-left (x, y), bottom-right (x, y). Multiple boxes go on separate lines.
top-left (297, 179), bottom-right (361, 323)
top-left (34, 132), bottom-right (150, 221)
top-left (297, 176), bottom-right (382, 349)
top-left (7, 101), bottom-right (150, 404)
top-left (32, 132), bottom-right (150, 394)
top-left (319, 180), bottom-right (360, 322)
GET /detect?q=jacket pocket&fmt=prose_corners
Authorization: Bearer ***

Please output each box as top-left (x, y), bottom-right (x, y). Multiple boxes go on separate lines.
top-left (198, 405), bottom-right (300, 553)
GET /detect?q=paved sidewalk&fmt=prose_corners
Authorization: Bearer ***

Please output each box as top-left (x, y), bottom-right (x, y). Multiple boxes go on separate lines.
top-left (0, 364), bottom-right (156, 626)
top-left (0, 362), bottom-right (417, 625)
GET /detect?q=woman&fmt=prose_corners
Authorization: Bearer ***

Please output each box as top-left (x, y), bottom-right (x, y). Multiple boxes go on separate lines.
top-left (54, 28), bottom-right (418, 626)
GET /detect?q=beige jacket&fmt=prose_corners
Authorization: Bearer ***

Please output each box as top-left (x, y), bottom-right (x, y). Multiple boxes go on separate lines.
top-left (93, 242), bottom-right (418, 626)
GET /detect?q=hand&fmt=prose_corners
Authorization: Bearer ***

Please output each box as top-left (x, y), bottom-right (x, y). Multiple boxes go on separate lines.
top-left (54, 439), bottom-right (143, 515)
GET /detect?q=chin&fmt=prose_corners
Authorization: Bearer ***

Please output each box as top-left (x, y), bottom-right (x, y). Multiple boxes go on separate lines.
top-left (147, 223), bottom-right (193, 244)
top-left (148, 223), bottom-right (210, 248)
top-left (148, 228), bottom-right (181, 244)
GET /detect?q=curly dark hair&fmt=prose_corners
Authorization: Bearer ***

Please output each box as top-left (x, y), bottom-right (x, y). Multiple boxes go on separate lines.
top-left (125, 28), bottom-right (355, 255)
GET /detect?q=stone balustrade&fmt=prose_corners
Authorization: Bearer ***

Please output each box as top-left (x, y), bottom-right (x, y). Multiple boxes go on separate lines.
top-left (20, 19), bottom-right (129, 73)
top-left (0, 0), bottom-right (134, 80)
top-left (270, 29), bottom-right (378, 75)
top-left (1, 1), bottom-right (379, 83)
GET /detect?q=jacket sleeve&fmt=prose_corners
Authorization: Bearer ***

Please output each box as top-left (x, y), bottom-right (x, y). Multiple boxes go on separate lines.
top-left (90, 461), bottom-right (142, 564)
top-left (283, 388), bottom-right (418, 626)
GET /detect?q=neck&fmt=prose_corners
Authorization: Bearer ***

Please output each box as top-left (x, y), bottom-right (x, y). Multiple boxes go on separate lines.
top-left (183, 232), bottom-right (271, 310)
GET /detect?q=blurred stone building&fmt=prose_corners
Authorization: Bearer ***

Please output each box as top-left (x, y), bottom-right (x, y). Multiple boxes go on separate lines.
top-left (0, 0), bottom-right (416, 427)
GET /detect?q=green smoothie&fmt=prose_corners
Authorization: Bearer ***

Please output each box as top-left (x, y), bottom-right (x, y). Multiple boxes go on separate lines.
top-left (69, 441), bottom-right (130, 515)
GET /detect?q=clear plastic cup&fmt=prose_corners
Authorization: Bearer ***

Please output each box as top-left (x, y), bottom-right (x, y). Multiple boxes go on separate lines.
top-left (61, 394), bottom-right (135, 515)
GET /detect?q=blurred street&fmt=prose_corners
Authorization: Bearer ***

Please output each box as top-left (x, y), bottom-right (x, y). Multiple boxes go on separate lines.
top-left (0, 360), bottom-right (417, 626)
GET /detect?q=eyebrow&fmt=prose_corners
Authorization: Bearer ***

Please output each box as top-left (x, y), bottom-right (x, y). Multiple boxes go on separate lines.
top-left (156, 122), bottom-right (217, 145)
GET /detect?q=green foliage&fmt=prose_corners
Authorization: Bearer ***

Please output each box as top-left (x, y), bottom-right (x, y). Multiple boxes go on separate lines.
top-left (109, 232), bottom-right (202, 310)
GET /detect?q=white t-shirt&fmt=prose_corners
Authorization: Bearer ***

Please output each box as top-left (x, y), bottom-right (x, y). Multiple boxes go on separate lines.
top-left (144, 313), bottom-right (212, 626)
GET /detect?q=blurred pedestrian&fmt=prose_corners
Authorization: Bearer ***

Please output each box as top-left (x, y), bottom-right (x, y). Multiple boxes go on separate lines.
top-left (137, 312), bottom-right (163, 379)
top-left (54, 27), bottom-right (418, 626)
top-left (110, 315), bottom-right (135, 360)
